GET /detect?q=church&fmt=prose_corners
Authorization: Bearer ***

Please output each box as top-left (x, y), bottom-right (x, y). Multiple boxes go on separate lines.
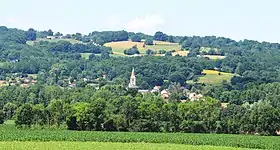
top-left (128, 68), bottom-right (138, 89)
top-left (127, 68), bottom-right (170, 98)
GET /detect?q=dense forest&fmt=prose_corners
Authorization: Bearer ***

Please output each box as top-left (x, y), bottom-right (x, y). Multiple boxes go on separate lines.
top-left (0, 26), bottom-right (280, 135)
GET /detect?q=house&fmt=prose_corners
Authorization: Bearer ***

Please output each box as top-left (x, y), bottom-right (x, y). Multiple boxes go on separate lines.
top-left (221, 103), bottom-right (229, 108)
top-left (46, 36), bottom-right (58, 40)
top-left (8, 59), bottom-right (19, 63)
top-left (69, 83), bottom-right (76, 88)
top-left (188, 93), bottom-right (203, 101)
top-left (151, 86), bottom-right (161, 93)
top-left (161, 89), bottom-right (170, 99)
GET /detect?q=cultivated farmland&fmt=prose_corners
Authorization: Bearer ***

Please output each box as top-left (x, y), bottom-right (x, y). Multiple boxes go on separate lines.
top-left (0, 123), bottom-right (279, 150)
top-left (0, 142), bottom-right (248, 150)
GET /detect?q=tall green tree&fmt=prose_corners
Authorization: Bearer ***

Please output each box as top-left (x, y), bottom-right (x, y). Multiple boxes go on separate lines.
top-left (26, 28), bottom-right (37, 41)
top-left (15, 104), bottom-right (34, 127)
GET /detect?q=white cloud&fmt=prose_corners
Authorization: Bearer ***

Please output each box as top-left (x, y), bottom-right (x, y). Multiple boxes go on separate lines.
top-left (125, 14), bottom-right (164, 33)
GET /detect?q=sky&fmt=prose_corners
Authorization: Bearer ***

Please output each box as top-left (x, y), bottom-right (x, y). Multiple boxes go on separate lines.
top-left (1, 0), bottom-right (280, 42)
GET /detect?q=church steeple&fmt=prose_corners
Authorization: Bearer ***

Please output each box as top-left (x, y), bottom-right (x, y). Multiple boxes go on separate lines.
top-left (128, 68), bottom-right (137, 88)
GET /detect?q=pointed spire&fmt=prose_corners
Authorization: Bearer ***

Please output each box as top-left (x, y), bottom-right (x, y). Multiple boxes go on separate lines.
top-left (131, 67), bottom-right (135, 77)
top-left (128, 67), bottom-right (137, 88)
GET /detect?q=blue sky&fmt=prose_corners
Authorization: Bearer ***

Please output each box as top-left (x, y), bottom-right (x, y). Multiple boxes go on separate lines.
top-left (1, 0), bottom-right (280, 42)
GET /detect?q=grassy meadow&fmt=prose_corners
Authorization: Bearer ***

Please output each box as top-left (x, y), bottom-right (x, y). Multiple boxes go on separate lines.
top-left (104, 41), bottom-right (181, 55)
top-left (199, 70), bottom-right (236, 84)
top-left (188, 70), bottom-right (236, 85)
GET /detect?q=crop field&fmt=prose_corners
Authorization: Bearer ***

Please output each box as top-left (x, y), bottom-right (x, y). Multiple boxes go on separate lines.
top-left (0, 123), bottom-right (279, 150)
top-left (0, 142), bottom-right (249, 150)
top-left (104, 41), bottom-right (181, 54)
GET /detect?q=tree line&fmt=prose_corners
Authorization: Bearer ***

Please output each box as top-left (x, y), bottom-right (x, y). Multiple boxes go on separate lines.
top-left (0, 84), bottom-right (279, 135)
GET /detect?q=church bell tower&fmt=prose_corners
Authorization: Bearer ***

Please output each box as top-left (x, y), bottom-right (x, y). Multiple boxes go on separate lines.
top-left (128, 68), bottom-right (138, 88)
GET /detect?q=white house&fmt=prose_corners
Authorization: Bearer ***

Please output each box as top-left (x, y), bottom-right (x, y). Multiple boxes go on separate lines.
top-left (188, 93), bottom-right (203, 101)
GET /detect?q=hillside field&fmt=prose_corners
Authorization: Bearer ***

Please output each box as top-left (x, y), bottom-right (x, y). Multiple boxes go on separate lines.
top-left (188, 70), bottom-right (236, 85)
top-left (104, 41), bottom-right (181, 55)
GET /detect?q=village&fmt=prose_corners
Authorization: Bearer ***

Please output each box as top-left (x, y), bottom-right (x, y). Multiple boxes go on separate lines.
top-left (128, 68), bottom-right (203, 102)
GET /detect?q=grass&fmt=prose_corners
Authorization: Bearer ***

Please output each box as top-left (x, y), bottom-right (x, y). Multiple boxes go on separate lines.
top-left (0, 123), bottom-right (278, 149)
top-left (187, 70), bottom-right (237, 85)
top-left (172, 50), bottom-right (189, 56)
top-left (0, 142), bottom-right (250, 150)
top-left (200, 47), bottom-right (218, 53)
top-left (104, 41), bottom-right (181, 55)
top-left (201, 55), bottom-right (226, 60)
top-left (199, 70), bottom-right (236, 84)
top-left (80, 53), bottom-right (92, 59)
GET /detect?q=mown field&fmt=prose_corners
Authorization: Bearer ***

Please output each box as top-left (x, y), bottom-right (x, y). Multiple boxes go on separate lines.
top-left (188, 70), bottom-right (237, 85)
top-left (0, 123), bottom-right (279, 150)
top-left (104, 41), bottom-right (181, 55)
top-left (0, 142), bottom-right (248, 150)
top-left (199, 70), bottom-right (236, 84)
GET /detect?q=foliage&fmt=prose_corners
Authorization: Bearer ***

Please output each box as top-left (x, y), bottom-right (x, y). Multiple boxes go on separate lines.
top-left (15, 104), bottom-right (34, 127)
top-left (144, 39), bottom-right (153, 45)
top-left (131, 35), bottom-right (142, 42)
top-left (154, 31), bottom-right (168, 41)
top-left (124, 45), bottom-right (140, 55)
top-left (0, 110), bottom-right (4, 124)
top-left (145, 49), bottom-right (156, 55)
top-left (85, 31), bottom-right (129, 45)
top-left (26, 28), bottom-right (37, 41)
top-left (1, 85), bottom-right (278, 136)
top-left (3, 102), bottom-right (17, 119)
